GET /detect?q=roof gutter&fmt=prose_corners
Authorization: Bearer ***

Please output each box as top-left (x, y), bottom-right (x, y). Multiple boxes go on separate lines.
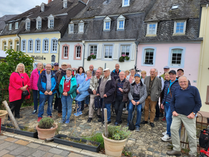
top-left (197, 6), bottom-right (202, 37)
top-left (134, 41), bottom-right (140, 72)
top-left (58, 38), bottom-right (61, 65)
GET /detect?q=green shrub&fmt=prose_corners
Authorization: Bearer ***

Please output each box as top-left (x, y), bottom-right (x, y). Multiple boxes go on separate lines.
top-left (83, 133), bottom-right (104, 150)
top-left (38, 117), bottom-right (54, 129)
top-left (108, 125), bottom-right (131, 140)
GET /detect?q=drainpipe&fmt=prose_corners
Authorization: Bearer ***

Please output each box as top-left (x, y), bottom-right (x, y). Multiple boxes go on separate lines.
top-left (17, 34), bottom-right (21, 51)
top-left (58, 39), bottom-right (60, 65)
top-left (134, 40), bottom-right (140, 73)
top-left (82, 40), bottom-right (85, 67)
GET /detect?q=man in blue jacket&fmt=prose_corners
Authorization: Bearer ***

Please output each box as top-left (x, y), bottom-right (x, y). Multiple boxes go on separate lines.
top-left (166, 76), bottom-right (202, 157)
top-left (37, 64), bottom-right (57, 122)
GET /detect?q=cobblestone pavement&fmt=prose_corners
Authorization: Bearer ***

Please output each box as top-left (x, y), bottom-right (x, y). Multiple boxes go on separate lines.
top-left (0, 135), bottom-right (90, 157)
top-left (3, 105), bottom-right (189, 157)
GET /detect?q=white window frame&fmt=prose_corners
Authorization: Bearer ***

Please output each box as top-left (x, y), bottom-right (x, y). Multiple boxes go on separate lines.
top-left (170, 49), bottom-right (183, 67)
top-left (48, 14), bottom-right (54, 29)
top-left (16, 41), bottom-right (19, 51)
top-left (122, 0), bottom-right (130, 7)
top-left (9, 23), bottom-right (12, 30)
top-left (43, 38), bottom-right (49, 53)
top-left (103, 16), bottom-right (111, 31)
top-left (103, 44), bottom-right (113, 60)
top-left (76, 46), bottom-right (82, 59)
top-left (3, 42), bottom-right (6, 51)
top-left (63, 0), bottom-right (67, 8)
top-left (89, 45), bottom-right (97, 56)
top-left (28, 39), bottom-right (33, 53)
top-left (117, 15), bottom-right (125, 30)
top-left (36, 16), bottom-right (42, 30)
top-left (63, 46), bottom-right (68, 59)
top-left (35, 39), bottom-right (41, 53)
top-left (78, 20), bottom-right (84, 33)
top-left (25, 18), bottom-right (30, 31)
top-left (21, 40), bottom-right (26, 52)
top-left (9, 41), bottom-right (12, 50)
top-left (41, 3), bottom-right (45, 12)
top-left (141, 47), bottom-right (156, 66)
top-left (120, 45), bottom-right (131, 57)
top-left (15, 22), bottom-right (18, 29)
top-left (51, 38), bottom-right (58, 53)
top-left (173, 20), bottom-right (186, 35)
top-left (68, 22), bottom-right (74, 34)
top-left (146, 23), bottom-right (158, 36)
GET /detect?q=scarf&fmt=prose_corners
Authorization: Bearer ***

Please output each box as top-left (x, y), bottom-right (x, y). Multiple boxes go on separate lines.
top-left (65, 76), bottom-right (72, 83)
top-left (85, 77), bottom-right (91, 81)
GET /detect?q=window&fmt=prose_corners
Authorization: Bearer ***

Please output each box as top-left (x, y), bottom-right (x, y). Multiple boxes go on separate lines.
top-left (63, 0), bottom-right (67, 8)
top-left (22, 40), bottom-right (26, 52)
top-left (171, 49), bottom-right (182, 66)
top-left (9, 23), bottom-right (12, 30)
top-left (52, 39), bottom-right (58, 53)
top-left (41, 3), bottom-right (45, 12)
top-left (104, 45), bottom-right (113, 59)
top-left (25, 18), bottom-right (30, 31)
top-left (9, 41), bottom-right (12, 50)
top-left (16, 41), bottom-right (19, 51)
top-left (28, 40), bottom-right (33, 52)
top-left (147, 23), bottom-right (157, 35)
top-left (121, 45), bottom-right (130, 57)
top-left (68, 23), bottom-right (74, 34)
top-left (174, 21), bottom-right (186, 35)
top-left (36, 16), bottom-right (42, 30)
top-left (48, 14), bottom-right (54, 29)
top-left (144, 49), bottom-right (154, 65)
top-left (117, 15), bottom-right (125, 30)
top-left (35, 39), bottom-right (41, 52)
top-left (43, 39), bottom-right (49, 52)
top-left (76, 46), bottom-right (81, 58)
top-left (63, 46), bottom-right (68, 59)
top-left (103, 16), bottom-right (111, 31)
top-left (15, 22), bottom-right (18, 29)
top-left (50, 20), bottom-right (54, 28)
top-left (89, 45), bottom-right (97, 56)
top-left (3, 42), bottom-right (6, 51)
top-left (78, 21), bottom-right (84, 33)
top-left (122, 0), bottom-right (130, 7)
top-left (51, 55), bottom-right (56, 62)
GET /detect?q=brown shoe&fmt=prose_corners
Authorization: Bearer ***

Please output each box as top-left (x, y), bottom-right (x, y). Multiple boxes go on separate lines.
top-left (166, 150), bottom-right (181, 156)
top-left (58, 113), bottom-right (62, 118)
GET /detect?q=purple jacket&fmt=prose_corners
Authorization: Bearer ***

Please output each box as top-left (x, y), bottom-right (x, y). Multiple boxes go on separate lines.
top-left (30, 68), bottom-right (39, 90)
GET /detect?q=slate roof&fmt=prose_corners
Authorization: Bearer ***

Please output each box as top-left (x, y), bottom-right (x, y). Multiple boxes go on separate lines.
top-left (201, 0), bottom-right (209, 5)
top-left (0, 0), bottom-right (86, 37)
top-left (0, 15), bottom-right (17, 32)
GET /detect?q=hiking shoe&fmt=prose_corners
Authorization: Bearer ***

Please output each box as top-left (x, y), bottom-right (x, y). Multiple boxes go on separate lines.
top-left (65, 120), bottom-right (70, 124)
top-left (162, 131), bottom-right (167, 136)
top-left (166, 150), bottom-right (181, 156)
top-left (37, 117), bottom-right (42, 122)
top-left (59, 120), bottom-right (65, 123)
top-left (114, 122), bottom-right (119, 126)
top-left (154, 117), bottom-right (159, 121)
top-left (141, 121), bottom-right (148, 124)
top-left (161, 134), bottom-right (171, 142)
top-left (74, 112), bottom-right (80, 117)
top-left (150, 123), bottom-right (155, 127)
top-left (32, 110), bottom-right (37, 114)
top-left (98, 118), bottom-right (102, 122)
top-left (87, 118), bottom-right (92, 123)
top-left (135, 127), bottom-right (140, 132)
top-left (78, 111), bottom-right (82, 116)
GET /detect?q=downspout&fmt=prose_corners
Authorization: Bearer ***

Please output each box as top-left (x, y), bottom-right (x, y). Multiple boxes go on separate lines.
top-left (58, 39), bottom-right (60, 65)
top-left (17, 33), bottom-right (21, 51)
top-left (134, 40), bottom-right (140, 72)
top-left (82, 40), bottom-right (85, 67)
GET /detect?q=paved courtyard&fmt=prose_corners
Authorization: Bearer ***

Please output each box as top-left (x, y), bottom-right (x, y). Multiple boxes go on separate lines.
top-left (2, 104), bottom-right (192, 157)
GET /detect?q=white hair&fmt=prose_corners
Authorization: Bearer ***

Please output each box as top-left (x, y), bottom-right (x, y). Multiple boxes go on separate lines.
top-left (15, 63), bottom-right (25, 73)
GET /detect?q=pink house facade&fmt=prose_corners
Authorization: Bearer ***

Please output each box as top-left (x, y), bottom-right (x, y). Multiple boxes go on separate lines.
top-left (137, 42), bottom-right (201, 86)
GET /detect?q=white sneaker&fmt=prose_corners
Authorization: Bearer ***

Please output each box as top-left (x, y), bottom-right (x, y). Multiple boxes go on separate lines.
top-left (161, 134), bottom-right (171, 142)
top-left (162, 131), bottom-right (167, 136)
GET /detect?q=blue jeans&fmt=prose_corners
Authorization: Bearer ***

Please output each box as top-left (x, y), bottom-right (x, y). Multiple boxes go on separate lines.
top-left (127, 100), bottom-right (142, 127)
top-left (32, 90), bottom-right (39, 110)
top-left (61, 95), bottom-right (73, 121)
top-left (101, 98), bottom-right (111, 122)
top-left (38, 94), bottom-right (54, 118)
top-left (164, 102), bottom-right (172, 137)
top-left (85, 96), bottom-right (90, 105)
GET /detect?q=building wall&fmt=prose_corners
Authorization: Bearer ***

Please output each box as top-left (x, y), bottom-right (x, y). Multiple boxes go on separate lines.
top-left (83, 41), bottom-right (136, 71)
top-left (20, 32), bottom-right (60, 64)
top-left (137, 43), bottom-right (201, 86)
top-left (197, 6), bottom-right (209, 112)
top-left (0, 34), bottom-right (19, 52)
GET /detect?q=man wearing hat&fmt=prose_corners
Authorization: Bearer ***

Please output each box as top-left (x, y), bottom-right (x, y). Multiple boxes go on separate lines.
top-left (127, 73), bottom-right (147, 131)
top-left (97, 68), bottom-right (116, 124)
top-left (161, 70), bottom-right (180, 142)
top-left (161, 66), bottom-right (170, 80)
top-left (55, 62), bottom-right (68, 117)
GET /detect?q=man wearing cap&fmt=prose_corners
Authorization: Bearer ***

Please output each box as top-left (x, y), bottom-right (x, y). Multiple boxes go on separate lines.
top-left (97, 68), bottom-right (116, 124)
top-left (141, 68), bottom-right (162, 127)
top-left (53, 63), bottom-right (59, 110)
top-left (161, 66), bottom-right (170, 80)
top-left (53, 63), bottom-right (59, 73)
top-left (127, 73), bottom-right (147, 131)
top-left (161, 70), bottom-right (180, 142)
top-left (55, 62), bottom-right (68, 117)
top-left (166, 76), bottom-right (201, 156)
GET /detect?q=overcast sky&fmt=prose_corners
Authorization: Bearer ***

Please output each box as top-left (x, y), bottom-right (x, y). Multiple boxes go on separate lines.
top-left (0, 0), bottom-right (48, 17)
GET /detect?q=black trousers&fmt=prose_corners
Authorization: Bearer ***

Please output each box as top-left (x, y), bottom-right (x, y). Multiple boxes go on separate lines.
top-left (114, 96), bottom-right (125, 123)
top-left (54, 94), bottom-right (59, 110)
top-left (57, 98), bottom-right (62, 113)
top-left (9, 95), bottom-right (25, 117)
top-left (155, 101), bottom-right (159, 118)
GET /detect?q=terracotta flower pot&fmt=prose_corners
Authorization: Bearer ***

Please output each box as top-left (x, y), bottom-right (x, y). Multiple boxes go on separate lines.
top-left (36, 123), bottom-right (58, 140)
top-left (102, 133), bottom-right (127, 157)
top-left (0, 110), bottom-right (8, 124)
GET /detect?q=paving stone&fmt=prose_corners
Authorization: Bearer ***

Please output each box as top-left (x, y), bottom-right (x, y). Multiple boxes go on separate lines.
top-left (32, 150), bottom-right (46, 157)
top-left (0, 150), bottom-right (9, 156)
top-left (5, 143), bottom-right (20, 151)
top-left (9, 146), bottom-right (28, 156)
top-left (53, 155), bottom-right (63, 157)
top-left (27, 143), bottom-right (41, 148)
top-left (0, 140), bottom-right (5, 144)
top-left (4, 137), bottom-right (17, 142)
top-left (2, 154), bottom-right (15, 157)
top-left (21, 148), bottom-right (37, 156)
top-left (37, 145), bottom-right (52, 151)
top-left (49, 148), bottom-right (63, 154)
top-left (68, 153), bottom-right (84, 157)
top-left (0, 135), bottom-right (7, 140)
top-left (42, 153), bottom-right (54, 157)
top-left (15, 140), bottom-right (30, 146)
top-left (0, 142), bottom-right (13, 151)
top-left (60, 150), bottom-right (70, 156)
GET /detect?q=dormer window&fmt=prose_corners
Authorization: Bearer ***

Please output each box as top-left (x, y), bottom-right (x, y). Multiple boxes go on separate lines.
top-left (68, 22), bottom-right (74, 34)
top-left (41, 3), bottom-right (45, 12)
top-left (48, 14), bottom-right (54, 29)
top-left (36, 16), bottom-right (42, 30)
top-left (15, 22), bottom-right (18, 29)
top-left (25, 18), bottom-right (30, 31)
top-left (9, 23), bottom-right (12, 30)
top-left (173, 20), bottom-right (186, 35)
top-left (117, 15), bottom-right (125, 30)
top-left (146, 23), bottom-right (158, 36)
top-left (78, 20), bottom-right (84, 33)
top-left (122, 0), bottom-right (130, 7)
top-left (63, 0), bottom-right (67, 8)
top-left (103, 16), bottom-right (111, 31)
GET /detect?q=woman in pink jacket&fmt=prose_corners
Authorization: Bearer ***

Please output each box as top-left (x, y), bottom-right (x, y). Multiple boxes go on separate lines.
top-left (30, 62), bottom-right (43, 114)
top-left (9, 63), bottom-right (30, 119)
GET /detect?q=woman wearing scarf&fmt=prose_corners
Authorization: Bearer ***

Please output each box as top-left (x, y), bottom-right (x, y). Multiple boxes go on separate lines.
top-left (59, 68), bottom-right (77, 123)
top-left (74, 70), bottom-right (92, 117)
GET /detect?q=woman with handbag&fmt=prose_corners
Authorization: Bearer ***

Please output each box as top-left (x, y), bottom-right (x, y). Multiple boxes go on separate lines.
top-left (9, 63), bottom-right (30, 118)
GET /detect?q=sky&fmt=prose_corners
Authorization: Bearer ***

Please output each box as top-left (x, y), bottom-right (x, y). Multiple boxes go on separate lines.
top-left (0, 0), bottom-right (48, 17)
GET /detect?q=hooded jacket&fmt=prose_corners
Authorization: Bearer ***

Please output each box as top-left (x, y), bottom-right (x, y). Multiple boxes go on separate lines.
top-left (115, 78), bottom-right (130, 102)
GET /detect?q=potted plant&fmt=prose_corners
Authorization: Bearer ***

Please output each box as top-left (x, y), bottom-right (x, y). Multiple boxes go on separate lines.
top-left (87, 53), bottom-right (96, 61)
top-left (0, 110), bottom-right (8, 124)
top-left (36, 117), bottom-right (58, 140)
top-left (102, 125), bottom-right (131, 157)
top-left (119, 54), bottom-right (129, 62)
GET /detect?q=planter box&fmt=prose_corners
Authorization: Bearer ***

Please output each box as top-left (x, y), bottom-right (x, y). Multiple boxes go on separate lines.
top-left (54, 134), bottom-right (100, 152)
top-left (1, 124), bottom-right (15, 133)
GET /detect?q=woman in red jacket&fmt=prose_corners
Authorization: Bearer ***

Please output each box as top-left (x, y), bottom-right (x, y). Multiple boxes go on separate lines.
top-left (9, 63), bottom-right (30, 118)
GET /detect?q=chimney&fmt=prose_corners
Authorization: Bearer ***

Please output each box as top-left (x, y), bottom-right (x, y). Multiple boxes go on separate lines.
top-left (48, 0), bottom-right (52, 4)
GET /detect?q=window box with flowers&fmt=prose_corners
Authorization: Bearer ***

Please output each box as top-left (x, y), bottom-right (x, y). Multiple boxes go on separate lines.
top-left (119, 54), bottom-right (130, 62)
top-left (87, 53), bottom-right (96, 61)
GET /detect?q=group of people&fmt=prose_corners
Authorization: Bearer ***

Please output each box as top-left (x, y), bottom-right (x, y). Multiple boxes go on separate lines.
top-left (8, 62), bottom-right (202, 157)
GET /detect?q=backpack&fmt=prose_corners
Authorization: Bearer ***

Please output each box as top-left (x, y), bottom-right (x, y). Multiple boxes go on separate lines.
top-left (93, 96), bottom-right (102, 111)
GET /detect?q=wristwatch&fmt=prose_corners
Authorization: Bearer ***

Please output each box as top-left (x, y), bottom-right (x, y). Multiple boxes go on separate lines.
top-left (192, 112), bottom-right (196, 116)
